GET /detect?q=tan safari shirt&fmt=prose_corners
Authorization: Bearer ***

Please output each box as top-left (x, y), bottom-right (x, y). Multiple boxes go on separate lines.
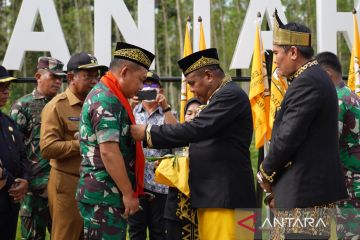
top-left (40, 88), bottom-right (82, 176)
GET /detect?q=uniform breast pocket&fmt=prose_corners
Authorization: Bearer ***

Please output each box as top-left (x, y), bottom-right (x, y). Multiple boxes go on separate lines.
top-left (66, 118), bottom-right (80, 140)
top-left (68, 121), bottom-right (79, 131)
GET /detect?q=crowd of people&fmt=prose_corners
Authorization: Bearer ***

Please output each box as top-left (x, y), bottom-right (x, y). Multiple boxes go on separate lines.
top-left (0, 11), bottom-right (359, 240)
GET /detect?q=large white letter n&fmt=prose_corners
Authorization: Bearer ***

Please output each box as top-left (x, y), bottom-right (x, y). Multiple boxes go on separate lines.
top-left (2, 0), bottom-right (70, 70)
top-left (94, 0), bottom-right (155, 68)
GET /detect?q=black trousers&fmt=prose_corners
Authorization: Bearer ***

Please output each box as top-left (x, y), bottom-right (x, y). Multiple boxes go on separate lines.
top-left (0, 203), bottom-right (20, 240)
top-left (165, 219), bottom-right (182, 240)
top-left (128, 190), bottom-right (167, 240)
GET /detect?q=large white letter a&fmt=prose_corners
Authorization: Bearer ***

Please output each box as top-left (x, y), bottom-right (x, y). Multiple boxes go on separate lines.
top-left (2, 0), bottom-right (70, 70)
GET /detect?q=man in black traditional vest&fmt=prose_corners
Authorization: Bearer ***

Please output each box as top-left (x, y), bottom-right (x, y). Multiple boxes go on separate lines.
top-left (257, 10), bottom-right (348, 240)
top-left (131, 48), bottom-right (256, 240)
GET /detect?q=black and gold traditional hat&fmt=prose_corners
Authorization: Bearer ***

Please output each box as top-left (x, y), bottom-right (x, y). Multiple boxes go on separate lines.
top-left (113, 42), bottom-right (155, 70)
top-left (178, 48), bottom-right (220, 76)
top-left (273, 9), bottom-right (311, 47)
top-left (0, 65), bottom-right (16, 83)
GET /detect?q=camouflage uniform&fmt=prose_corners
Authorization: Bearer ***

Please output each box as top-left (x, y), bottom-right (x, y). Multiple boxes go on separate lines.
top-left (76, 81), bottom-right (136, 240)
top-left (335, 81), bottom-right (360, 239)
top-left (10, 89), bottom-right (52, 240)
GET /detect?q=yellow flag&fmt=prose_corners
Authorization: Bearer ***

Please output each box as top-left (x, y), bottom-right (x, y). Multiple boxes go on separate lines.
top-left (348, 10), bottom-right (360, 94)
top-left (249, 20), bottom-right (270, 149)
top-left (182, 16), bottom-right (207, 108)
top-left (180, 20), bottom-right (193, 123)
top-left (269, 59), bottom-right (288, 131)
top-left (199, 17), bottom-right (206, 50)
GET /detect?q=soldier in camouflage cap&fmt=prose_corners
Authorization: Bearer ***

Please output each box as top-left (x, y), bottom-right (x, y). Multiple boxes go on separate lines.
top-left (316, 52), bottom-right (360, 239)
top-left (10, 56), bottom-right (65, 239)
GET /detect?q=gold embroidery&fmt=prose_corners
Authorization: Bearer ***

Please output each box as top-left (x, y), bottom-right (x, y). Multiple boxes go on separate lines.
top-left (184, 56), bottom-right (220, 75)
top-left (260, 164), bottom-right (276, 183)
top-left (78, 63), bottom-right (99, 69)
top-left (0, 77), bottom-right (16, 83)
top-left (288, 60), bottom-right (318, 81)
top-left (176, 191), bottom-right (197, 225)
top-left (271, 204), bottom-right (335, 240)
top-left (273, 11), bottom-right (311, 47)
top-left (114, 48), bottom-right (151, 68)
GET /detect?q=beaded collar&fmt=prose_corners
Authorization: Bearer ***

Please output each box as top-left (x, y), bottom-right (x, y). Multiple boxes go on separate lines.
top-left (288, 60), bottom-right (318, 82)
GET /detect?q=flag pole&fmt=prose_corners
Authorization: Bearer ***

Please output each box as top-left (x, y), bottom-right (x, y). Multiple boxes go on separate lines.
top-left (180, 16), bottom-right (193, 123)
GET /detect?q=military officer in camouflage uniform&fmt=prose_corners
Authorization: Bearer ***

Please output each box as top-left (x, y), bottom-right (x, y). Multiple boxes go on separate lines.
top-left (316, 52), bottom-right (360, 239)
top-left (10, 57), bottom-right (65, 239)
top-left (76, 42), bottom-right (155, 240)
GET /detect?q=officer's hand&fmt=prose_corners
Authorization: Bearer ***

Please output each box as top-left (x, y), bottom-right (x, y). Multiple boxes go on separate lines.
top-left (122, 193), bottom-right (140, 218)
top-left (269, 198), bottom-right (275, 209)
top-left (153, 160), bottom-right (162, 173)
top-left (74, 131), bottom-right (80, 140)
top-left (130, 96), bottom-right (140, 110)
top-left (156, 93), bottom-right (168, 110)
top-left (8, 178), bottom-right (28, 202)
top-left (130, 124), bottom-right (146, 141)
top-left (154, 160), bottom-right (161, 169)
top-left (259, 181), bottom-right (272, 194)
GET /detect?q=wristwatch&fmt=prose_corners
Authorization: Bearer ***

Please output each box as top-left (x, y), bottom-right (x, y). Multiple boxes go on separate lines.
top-left (163, 105), bottom-right (171, 113)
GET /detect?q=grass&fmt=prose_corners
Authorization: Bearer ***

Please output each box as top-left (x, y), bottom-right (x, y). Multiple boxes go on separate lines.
top-left (15, 218), bottom-right (50, 240)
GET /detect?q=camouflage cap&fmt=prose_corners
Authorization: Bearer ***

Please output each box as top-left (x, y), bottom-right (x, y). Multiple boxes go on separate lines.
top-left (37, 57), bottom-right (66, 76)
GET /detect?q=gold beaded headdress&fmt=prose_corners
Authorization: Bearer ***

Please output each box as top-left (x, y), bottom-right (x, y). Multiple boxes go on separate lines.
top-left (178, 48), bottom-right (220, 76)
top-left (113, 42), bottom-right (155, 70)
top-left (273, 9), bottom-right (311, 47)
